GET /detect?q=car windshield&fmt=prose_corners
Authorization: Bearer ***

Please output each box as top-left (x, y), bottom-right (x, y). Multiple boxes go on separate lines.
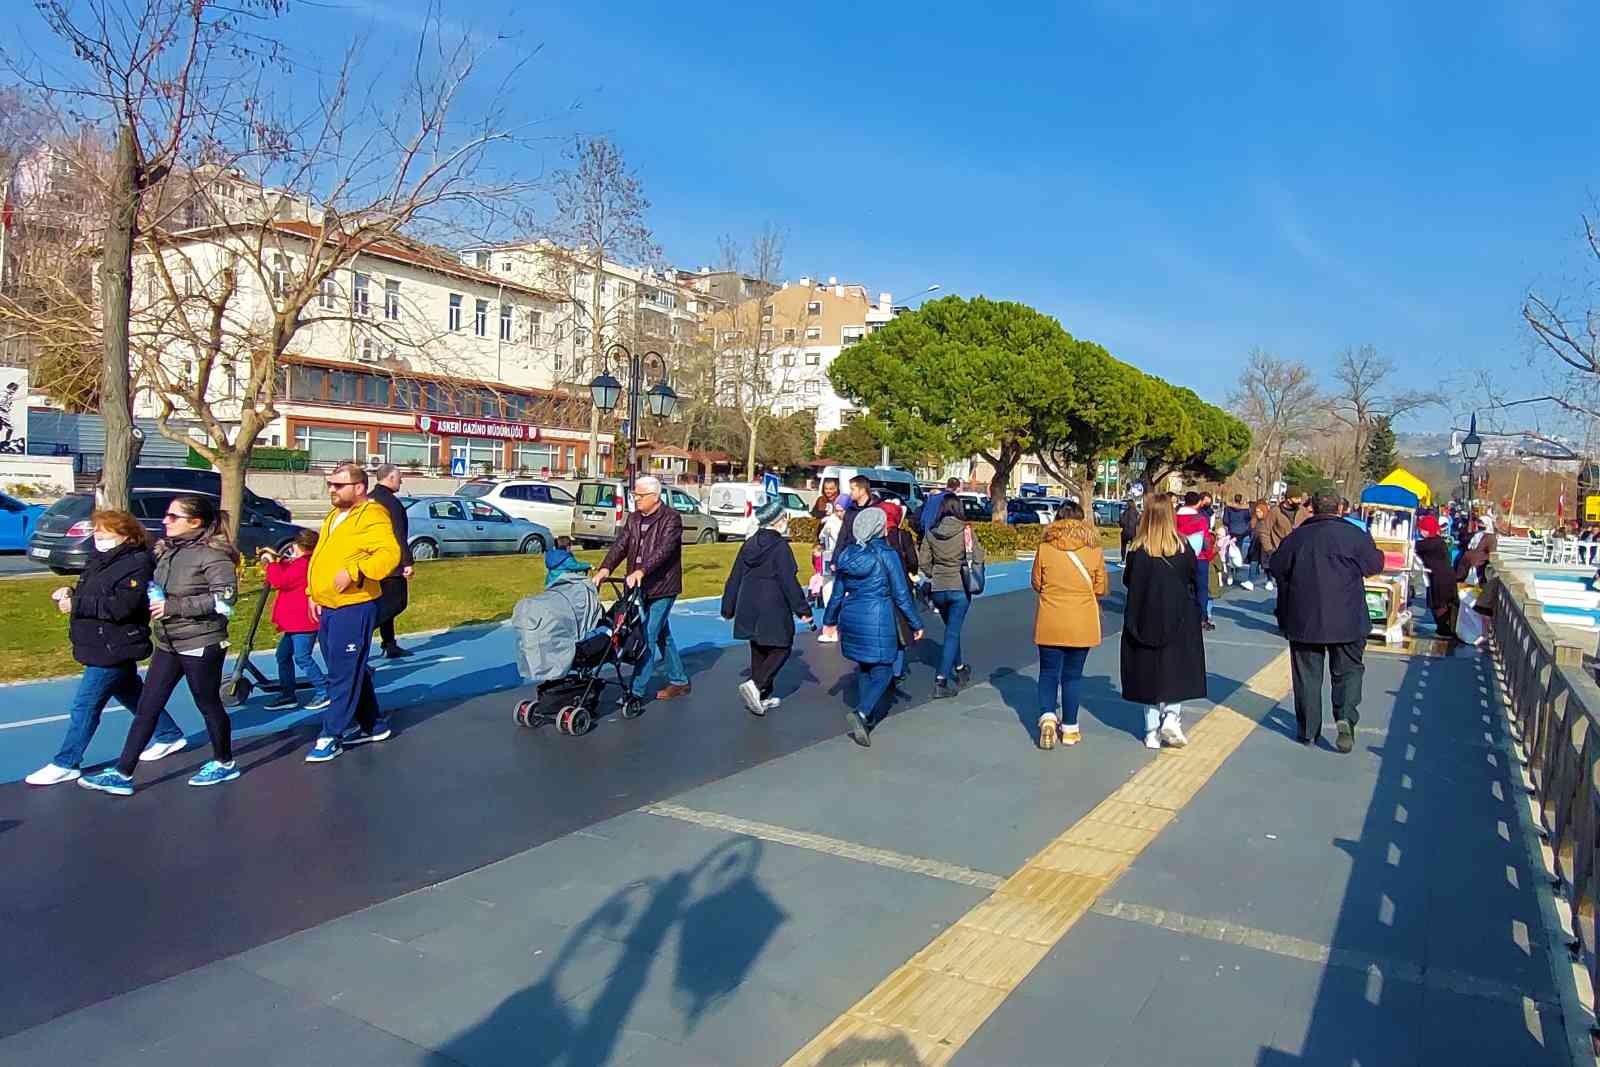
top-left (45, 495), bottom-right (94, 519)
top-left (458, 482), bottom-right (493, 499)
top-left (578, 483), bottom-right (617, 507)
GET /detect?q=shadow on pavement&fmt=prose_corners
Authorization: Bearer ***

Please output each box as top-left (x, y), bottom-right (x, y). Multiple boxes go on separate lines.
top-left (441, 837), bottom-right (785, 1067)
top-left (1256, 641), bottom-right (1564, 1064)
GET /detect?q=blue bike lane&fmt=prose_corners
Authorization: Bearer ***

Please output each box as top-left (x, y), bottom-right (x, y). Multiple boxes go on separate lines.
top-left (0, 559), bottom-right (1053, 783)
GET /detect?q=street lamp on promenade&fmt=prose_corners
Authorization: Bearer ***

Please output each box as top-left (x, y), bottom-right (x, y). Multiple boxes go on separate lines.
top-left (1461, 413), bottom-right (1482, 509)
top-left (589, 344), bottom-right (677, 485)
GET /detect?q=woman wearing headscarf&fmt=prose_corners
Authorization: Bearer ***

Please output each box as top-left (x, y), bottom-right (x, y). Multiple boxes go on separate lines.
top-left (1031, 501), bottom-right (1108, 749)
top-left (1120, 493), bottom-right (1206, 750)
top-left (721, 497), bottom-right (812, 716)
top-left (1415, 514), bottom-right (1459, 639)
top-left (80, 494), bottom-right (242, 795)
top-left (823, 506), bottom-right (924, 748)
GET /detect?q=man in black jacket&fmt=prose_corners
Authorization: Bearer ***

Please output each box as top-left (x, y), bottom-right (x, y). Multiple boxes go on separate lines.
top-left (593, 475), bottom-right (689, 712)
top-left (1268, 489), bottom-right (1385, 753)
top-left (369, 464), bottom-right (414, 659)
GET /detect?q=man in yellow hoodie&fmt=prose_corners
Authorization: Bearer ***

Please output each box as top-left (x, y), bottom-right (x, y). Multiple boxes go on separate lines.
top-left (305, 462), bottom-right (400, 763)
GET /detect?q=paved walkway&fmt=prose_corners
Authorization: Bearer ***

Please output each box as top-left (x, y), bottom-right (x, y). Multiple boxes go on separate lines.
top-left (0, 573), bottom-right (1582, 1066)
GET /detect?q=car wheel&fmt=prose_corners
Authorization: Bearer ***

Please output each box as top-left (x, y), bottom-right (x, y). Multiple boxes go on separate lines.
top-left (697, 528), bottom-right (715, 544)
top-left (520, 535), bottom-right (546, 555)
top-left (411, 538), bottom-right (438, 561)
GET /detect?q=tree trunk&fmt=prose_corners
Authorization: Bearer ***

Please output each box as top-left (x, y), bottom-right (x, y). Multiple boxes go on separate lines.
top-left (216, 448), bottom-right (248, 544)
top-left (97, 125), bottom-right (139, 510)
top-left (745, 418), bottom-right (758, 479)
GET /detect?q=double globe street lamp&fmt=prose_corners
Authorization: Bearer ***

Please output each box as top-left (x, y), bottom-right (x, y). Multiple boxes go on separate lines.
top-left (1460, 413), bottom-right (1482, 507)
top-left (589, 343), bottom-right (677, 485)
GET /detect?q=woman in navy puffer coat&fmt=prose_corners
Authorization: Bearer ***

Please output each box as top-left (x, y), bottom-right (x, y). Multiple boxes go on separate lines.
top-left (823, 507), bottom-right (924, 747)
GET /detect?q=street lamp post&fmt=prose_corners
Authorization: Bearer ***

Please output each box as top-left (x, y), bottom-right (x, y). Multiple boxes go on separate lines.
top-left (589, 344), bottom-right (677, 486)
top-left (1461, 413), bottom-right (1482, 510)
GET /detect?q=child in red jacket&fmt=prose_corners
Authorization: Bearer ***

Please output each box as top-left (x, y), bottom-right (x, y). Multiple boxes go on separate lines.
top-left (261, 530), bottom-right (330, 711)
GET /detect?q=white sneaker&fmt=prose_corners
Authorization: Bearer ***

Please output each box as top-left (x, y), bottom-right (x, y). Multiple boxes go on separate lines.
top-left (1061, 724), bottom-right (1082, 746)
top-left (762, 697), bottom-right (781, 711)
top-left (1224, 577), bottom-right (1232, 587)
top-left (139, 737), bottom-right (188, 762)
top-left (817, 632), bottom-right (839, 644)
top-left (1145, 731), bottom-right (1161, 750)
top-left (1265, 580), bottom-right (1276, 592)
top-left (738, 679), bottom-right (765, 716)
top-left (1160, 716), bottom-right (1188, 748)
top-left (1241, 580), bottom-right (1254, 591)
top-left (25, 763), bottom-right (81, 786)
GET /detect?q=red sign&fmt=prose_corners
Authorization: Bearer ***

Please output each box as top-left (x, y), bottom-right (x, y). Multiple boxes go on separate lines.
top-left (415, 414), bottom-right (537, 441)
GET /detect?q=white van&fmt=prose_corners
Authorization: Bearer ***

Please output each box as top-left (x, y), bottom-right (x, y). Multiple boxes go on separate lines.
top-left (705, 482), bottom-right (811, 540)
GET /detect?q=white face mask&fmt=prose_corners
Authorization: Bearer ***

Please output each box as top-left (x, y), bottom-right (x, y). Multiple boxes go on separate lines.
top-left (93, 535), bottom-right (124, 553)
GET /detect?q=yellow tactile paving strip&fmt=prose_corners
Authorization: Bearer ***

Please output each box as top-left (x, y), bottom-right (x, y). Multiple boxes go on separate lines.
top-left (780, 650), bottom-right (1293, 1067)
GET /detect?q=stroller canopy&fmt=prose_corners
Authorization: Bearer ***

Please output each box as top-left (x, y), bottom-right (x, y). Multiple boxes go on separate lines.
top-left (512, 575), bottom-right (602, 685)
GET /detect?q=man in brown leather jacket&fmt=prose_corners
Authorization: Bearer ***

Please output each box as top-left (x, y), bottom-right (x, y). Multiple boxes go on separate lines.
top-left (594, 475), bottom-right (690, 711)
top-left (1258, 490), bottom-right (1307, 591)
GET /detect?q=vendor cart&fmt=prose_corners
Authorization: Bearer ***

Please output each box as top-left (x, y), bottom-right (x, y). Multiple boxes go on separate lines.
top-left (1358, 482), bottom-right (1420, 647)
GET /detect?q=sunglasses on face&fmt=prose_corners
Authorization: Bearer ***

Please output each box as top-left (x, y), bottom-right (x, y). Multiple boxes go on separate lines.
top-left (326, 481), bottom-right (358, 488)
top-left (162, 512), bottom-right (190, 521)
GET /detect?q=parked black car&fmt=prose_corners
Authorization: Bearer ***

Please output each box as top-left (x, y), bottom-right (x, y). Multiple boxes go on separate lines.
top-left (27, 489), bottom-right (303, 574)
top-left (130, 467), bottom-right (292, 522)
top-left (1005, 499), bottom-right (1044, 525)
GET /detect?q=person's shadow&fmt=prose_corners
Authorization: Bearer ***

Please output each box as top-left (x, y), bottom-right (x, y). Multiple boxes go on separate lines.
top-left (441, 837), bottom-right (786, 1067)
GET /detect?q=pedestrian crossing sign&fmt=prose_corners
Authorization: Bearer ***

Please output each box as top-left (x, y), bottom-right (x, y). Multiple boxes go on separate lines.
top-left (450, 456), bottom-right (467, 478)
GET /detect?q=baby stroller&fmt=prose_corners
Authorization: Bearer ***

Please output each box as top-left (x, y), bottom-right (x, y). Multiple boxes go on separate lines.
top-left (511, 576), bottom-right (650, 735)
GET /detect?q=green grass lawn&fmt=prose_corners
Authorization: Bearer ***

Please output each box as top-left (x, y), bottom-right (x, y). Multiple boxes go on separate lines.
top-left (0, 542), bottom-right (814, 684)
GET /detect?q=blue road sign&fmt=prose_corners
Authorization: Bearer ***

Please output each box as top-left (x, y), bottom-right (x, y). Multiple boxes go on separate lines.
top-left (450, 456), bottom-right (467, 477)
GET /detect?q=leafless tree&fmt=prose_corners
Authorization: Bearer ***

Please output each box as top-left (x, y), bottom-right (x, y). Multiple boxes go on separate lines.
top-left (703, 225), bottom-right (798, 477)
top-left (1516, 205), bottom-right (1600, 459)
top-left (543, 136), bottom-right (659, 476)
top-left (1325, 344), bottom-right (1436, 487)
top-left (1227, 348), bottom-right (1321, 496)
top-left (9, 0), bottom-right (291, 508)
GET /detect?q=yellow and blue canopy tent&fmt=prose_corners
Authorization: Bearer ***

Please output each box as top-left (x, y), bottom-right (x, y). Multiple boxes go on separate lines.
top-left (1376, 467), bottom-right (1432, 507)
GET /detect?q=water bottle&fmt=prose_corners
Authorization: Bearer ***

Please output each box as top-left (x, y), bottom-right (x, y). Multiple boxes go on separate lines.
top-left (147, 582), bottom-right (165, 610)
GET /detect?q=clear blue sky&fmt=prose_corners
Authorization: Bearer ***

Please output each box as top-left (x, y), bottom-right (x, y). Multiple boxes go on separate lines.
top-left (23, 0), bottom-right (1600, 430)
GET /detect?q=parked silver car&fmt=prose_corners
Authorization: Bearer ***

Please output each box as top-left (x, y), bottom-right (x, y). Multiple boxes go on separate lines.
top-left (403, 496), bottom-right (553, 560)
top-left (571, 479), bottom-right (718, 549)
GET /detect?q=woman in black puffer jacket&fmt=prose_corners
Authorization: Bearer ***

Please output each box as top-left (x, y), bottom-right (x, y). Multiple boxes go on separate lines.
top-left (25, 510), bottom-right (189, 786)
top-left (81, 495), bottom-right (242, 796)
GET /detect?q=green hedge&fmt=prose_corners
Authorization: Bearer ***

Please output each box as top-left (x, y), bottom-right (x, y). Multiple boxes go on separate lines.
top-left (185, 446), bottom-right (312, 472)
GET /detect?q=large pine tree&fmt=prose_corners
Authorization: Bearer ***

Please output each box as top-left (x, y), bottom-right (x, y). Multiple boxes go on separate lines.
top-left (1361, 416), bottom-right (1399, 484)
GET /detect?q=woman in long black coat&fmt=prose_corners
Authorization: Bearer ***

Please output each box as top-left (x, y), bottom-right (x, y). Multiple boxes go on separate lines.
top-left (721, 498), bottom-right (812, 717)
top-left (1121, 494), bottom-right (1206, 751)
top-left (1414, 514), bottom-right (1459, 639)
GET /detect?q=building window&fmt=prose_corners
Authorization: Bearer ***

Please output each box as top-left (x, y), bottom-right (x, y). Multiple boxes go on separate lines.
top-left (352, 273), bottom-right (370, 316)
top-left (474, 299), bottom-right (488, 337)
top-left (554, 353), bottom-right (563, 374)
top-left (760, 329), bottom-right (773, 344)
top-left (574, 328), bottom-right (589, 349)
top-left (805, 351), bottom-right (821, 365)
top-left (500, 260), bottom-right (512, 273)
top-left (378, 431), bottom-right (438, 469)
top-left (329, 371), bottom-right (358, 404)
top-left (805, 327), bottom-right (821, 340)
top-left (360, 374), bottom-right (388, 407)
top-left (804, 381), bottom-right (819, 396)
top-left (271, 255), bottom-right (288, 298)
top-left (617, 282), bottom-right (630, 299)
top-left (526, 309), bottom-right (542, 341)
top-left (392, 380), bottom-right (419, 411)
top-left (384, 279), bottom-right (400, 320)
top-left (784, 328), bottom-right (795, 342)
top-left (503, 394), bottom-right (527, 421)
top-left (448, 293), bottom-right (462, 331)
top-left (781, 353), bottom-right (795, 367)
top-left (293, 425), bottom-right (364, 466)
top-left (842, 325), bottom-right (865, 345)
top-left (761, 305), bottom-right (773, 322)
top-left (512, 443), bottom-right (559, 472)
top-left (425, 383), bottom-right (450, 413)
top-left (807, 301), bottom-right (821, 315)
top-left (500, 303), bottom-right (513, 341)
top-left (289, 365), bottom-right (327, 401)
top-left (474, 251), bottom-right (491, 269)
top-left (450, 438), bottom-right (503, 474)
top-left (317, 276), bottom-right (336, 309)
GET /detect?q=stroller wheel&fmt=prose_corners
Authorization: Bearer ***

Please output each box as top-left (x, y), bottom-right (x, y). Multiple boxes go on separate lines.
top-left (556, 705), bottom-right (577, 734)
top-left (513, 700), bottom-right (533, 727)
top-left (570, 707), bottom-right (593, 735)
top-left (620, 698), bottom-right (646, 720)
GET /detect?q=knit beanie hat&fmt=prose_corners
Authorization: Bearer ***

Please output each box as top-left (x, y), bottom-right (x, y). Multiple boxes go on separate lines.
top-left (755, 495), bottom-right (786, 528)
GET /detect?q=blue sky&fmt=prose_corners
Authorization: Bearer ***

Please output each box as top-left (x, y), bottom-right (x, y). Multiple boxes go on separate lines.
top-left (22, 0), bottom-right (1600, 430)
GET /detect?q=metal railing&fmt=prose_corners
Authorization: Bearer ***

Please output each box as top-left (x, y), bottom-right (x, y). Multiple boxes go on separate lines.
top-left (1488, 558), bottom-right (1600, 1010)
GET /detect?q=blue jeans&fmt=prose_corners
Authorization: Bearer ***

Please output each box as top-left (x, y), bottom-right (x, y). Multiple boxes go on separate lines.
top-left (854, 661), bottom-right (895, 725)
top-left (633, 595), bottom-right (688, 699)
top-left (275, 632), bottom-right (326, 697)
top-left (1038, 645), bottom-right (1090, 726)
top-left (931, 590), bottom-right (971, 681)
top-left (54, 661), bottom-right (182, 769)
top-left (1196, 558), bottom-right (1212, 620)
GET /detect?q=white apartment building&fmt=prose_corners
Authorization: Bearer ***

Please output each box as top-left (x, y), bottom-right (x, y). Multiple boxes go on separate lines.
top-left (130, 221), bottom-right (596, 476)
top-left (459, 241), bottom-right (708, 389)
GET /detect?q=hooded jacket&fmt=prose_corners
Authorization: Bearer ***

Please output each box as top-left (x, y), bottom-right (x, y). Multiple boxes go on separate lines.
top-left (822, 538), bottom-right (925, 665)
top-left (264, 554), bottom-right (317, 634)
top-left (69, 541), bottom-right (155, 667)
top-left (1175, 507), bottom-right (1215, 561)
top-left (720, 528), bottom-right (811, 647)
top-left (152, 533), bottom-right (239, 653)
top-left (309, 499), bottom-right (399, 608)
top-left (918, 514), bottom-right (987, 593)
top-left (543, 547), bottom-right (591, 589)
top-left (1032, 520), bottom-right (1109, 648)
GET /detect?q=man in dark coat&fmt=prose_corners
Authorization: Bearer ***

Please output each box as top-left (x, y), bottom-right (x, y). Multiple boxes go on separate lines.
top-left (1267, 489), bottom-right (1385, 753)
top-left (1118, 496), bottom-right (1141, 560)
top-left (721, 497), bottom-right (812, 716)
top-left (594, 475), bottom-right (689, 710)
top-left (369, 464), bottom-right (414, 658)
top-left (834, 475), bottom-right (878, 555)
